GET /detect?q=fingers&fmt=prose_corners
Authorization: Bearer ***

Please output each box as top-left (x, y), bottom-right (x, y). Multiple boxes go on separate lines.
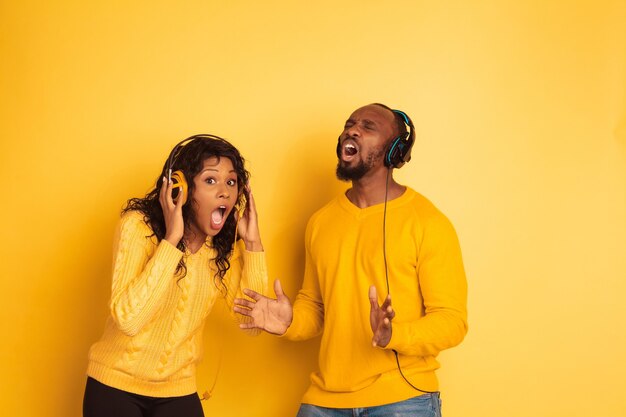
top-left (369, 285), bottom-right (392, 305)
top-left (175, 182), bottom-right (186, 207)
top-left (233, 297), bottom-right (256, 309)
top-left (274, 279), bottom-right (284, 298)
top-left (159, 177), bottom-right (168, 207)
top-left (369, 284), bottom-right (394, 349)
top-left (233, 305), bottom-right (252, 316)
top-left (159, 177), bottom-right (178, 214)
top-left (246, 187), bottom-right (257, 214)
top-left (369, 285), bottom-right (379, 310)
top-left (372, 316), bottom-right (393, 348)
top-left (380, 293), bottom-right (392, 310)
top-left (242, 288), bottom-right (263, 301)
top-left (369, 285), bottom-right (377, 302)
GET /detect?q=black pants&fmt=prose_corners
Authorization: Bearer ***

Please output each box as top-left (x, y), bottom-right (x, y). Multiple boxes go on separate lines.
top-left (83, 377), bottom-right (204, 417)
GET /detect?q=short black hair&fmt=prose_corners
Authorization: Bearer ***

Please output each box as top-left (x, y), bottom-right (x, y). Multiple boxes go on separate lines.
top-left (372, 102), bottom-right (407, 140)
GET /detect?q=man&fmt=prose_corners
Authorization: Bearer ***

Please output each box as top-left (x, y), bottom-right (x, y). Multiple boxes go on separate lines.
top-left (234, 103), bottom-right (468, 416)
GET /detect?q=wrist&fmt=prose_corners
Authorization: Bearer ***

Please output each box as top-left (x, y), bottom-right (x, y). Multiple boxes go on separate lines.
top-left (243, 239), bottom-right (263, 252)
top-left (164, 234), bottom-right (181, 247)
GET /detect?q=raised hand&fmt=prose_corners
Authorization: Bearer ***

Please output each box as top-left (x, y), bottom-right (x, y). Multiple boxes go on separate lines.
top-left (237, 186), bottom-right (263, 252)
top-left (369, 285), bottom-right (395, 348)
top-left (159, 176), bottom-right (186, 247)
top-left (234, 279), bottom-right (293, 335)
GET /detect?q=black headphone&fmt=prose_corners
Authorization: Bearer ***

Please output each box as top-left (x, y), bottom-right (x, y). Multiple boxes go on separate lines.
top-left (384, 109), bottom-right (415, 168)
top-left (164, 134), bottom-right (228, 201)
top-left (336, 109), bottom-right (415, 169)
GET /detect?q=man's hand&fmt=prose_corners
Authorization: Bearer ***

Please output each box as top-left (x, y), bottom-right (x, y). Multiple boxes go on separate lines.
top-left (234, 279), bottom-right (293, 335)
top-left (369, 285), bottom-right (395, 348)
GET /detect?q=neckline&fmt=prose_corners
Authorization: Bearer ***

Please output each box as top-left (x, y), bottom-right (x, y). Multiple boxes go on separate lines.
top-left (184, 237), bottom-right (213, 256)
top-left (338, 187), bottom-right (412, 215)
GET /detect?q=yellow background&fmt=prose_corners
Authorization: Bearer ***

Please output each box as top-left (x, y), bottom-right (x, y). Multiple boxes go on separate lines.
top-left (1, 1), bottom-right (625, 416)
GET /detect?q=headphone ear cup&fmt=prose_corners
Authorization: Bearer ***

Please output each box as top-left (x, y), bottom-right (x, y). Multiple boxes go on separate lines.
top-left (385, 133), bottom-right (411, 168)
top-left (170, 170), bottom-right (188, 202)
top-left (385, 137), bottom-right (402, 168)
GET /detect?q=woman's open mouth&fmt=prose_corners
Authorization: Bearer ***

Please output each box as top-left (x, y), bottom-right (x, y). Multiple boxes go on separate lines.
top-left (211, 205), bottom-right (227, 229)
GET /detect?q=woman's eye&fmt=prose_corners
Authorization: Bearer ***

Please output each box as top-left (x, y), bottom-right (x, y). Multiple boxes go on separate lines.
top-left (227, 179), bottom-right (237, 186)
top-left (205, 178), bottom-right (216, 184)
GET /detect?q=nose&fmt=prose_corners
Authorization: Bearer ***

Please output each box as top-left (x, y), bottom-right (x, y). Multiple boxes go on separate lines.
top-left (217, 183), bottom-right (230, 199)
top-left (345, 124), bottom-right (360, 138)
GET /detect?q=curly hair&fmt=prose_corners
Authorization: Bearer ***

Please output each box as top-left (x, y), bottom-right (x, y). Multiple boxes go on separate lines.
top-left (122, 135), bottom-right (250, 290)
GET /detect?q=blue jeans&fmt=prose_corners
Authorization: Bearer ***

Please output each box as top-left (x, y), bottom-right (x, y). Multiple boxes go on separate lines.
top-left (296, 392), bottom-right (442, 417)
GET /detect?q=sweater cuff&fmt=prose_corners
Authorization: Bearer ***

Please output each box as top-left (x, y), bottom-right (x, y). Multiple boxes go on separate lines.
top-left (279, 311), bottom-right (304, 340)
top-left (242, 249), bottom-right (266, 271)
top-left (385, 321), bottom-right (410, 352)
top-left (242, 249), bottom-right (268, 294)
top-left (280, 323), bottom-right (296, 339)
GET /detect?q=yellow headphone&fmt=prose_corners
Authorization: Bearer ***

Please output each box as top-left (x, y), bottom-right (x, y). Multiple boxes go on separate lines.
top-left (165, 134), bottom-right (248, 248)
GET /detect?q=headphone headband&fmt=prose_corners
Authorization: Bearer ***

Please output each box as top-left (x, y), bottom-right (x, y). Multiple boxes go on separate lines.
top-left (166, 134), bottom-right (227, 180)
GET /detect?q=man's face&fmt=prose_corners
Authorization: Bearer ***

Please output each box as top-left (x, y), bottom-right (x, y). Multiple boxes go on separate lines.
top-left (336, 105), bottom-right (396, 181)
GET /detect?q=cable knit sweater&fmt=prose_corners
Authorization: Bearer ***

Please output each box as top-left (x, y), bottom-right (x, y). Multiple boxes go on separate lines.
top-left (87, 211), bottom-right (268, 397)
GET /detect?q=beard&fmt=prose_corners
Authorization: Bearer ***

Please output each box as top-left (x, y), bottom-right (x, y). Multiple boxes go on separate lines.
top-left (335, 148), bottom-right (385, 181)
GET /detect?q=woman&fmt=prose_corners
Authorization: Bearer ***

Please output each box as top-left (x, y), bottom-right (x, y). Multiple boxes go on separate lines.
top-left (83, 134), bottom-right (268, 417)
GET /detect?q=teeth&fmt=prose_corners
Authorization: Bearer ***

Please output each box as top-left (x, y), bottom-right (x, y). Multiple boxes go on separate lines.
top-left (344, 143), bottom-right (358, 156)
top-left (212, 207), bottom-right (226, 225)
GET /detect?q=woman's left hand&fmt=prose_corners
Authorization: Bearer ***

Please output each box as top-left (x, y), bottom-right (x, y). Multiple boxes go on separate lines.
top-left (237, 186), bottom-right (263, 252)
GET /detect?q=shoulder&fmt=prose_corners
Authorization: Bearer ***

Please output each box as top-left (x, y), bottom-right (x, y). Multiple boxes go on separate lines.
top-left (116, 211), bottom-right (158, 247)
top-left (403, 188), bottom-right (445, 218)
top-left (119, 210), bottom-right (152, 232)
top-left (307, 194), bottom-right (344, 226)
top-left (402, 188), bottom-right (460, 249)
top-left (403, 188), bottom-right (457, 232)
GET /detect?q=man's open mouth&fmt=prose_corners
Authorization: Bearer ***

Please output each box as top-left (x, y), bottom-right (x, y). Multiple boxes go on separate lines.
top-left (344, 143), bottom-right (358, 156)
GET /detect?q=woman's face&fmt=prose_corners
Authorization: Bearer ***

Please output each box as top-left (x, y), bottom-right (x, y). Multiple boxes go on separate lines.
top-left (187, 156), bottom-right (239, 241)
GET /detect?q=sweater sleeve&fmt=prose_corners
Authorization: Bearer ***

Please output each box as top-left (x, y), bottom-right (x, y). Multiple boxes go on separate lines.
top-left (109, 212), bottom-right (183, 337)
top-left (386, 213), bottom-right (468, 356)
top-left (222, 239), bottom-right (269, 335)
top-left (283, 220), bottom-right (325, 341)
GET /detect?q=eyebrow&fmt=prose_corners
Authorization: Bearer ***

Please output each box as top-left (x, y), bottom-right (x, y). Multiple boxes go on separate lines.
top-left (201, 168), bottom-right (237, 174)
top-left (346, 118), bottom-right (377, 125)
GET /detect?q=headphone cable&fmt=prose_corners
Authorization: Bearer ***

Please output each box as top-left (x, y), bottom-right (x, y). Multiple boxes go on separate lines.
top-left (382, 167), bottom-right (436, 394)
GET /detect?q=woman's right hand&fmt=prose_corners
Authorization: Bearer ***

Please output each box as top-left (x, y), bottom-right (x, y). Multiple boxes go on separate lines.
top-left (159, 176), bottom-right (186, 247)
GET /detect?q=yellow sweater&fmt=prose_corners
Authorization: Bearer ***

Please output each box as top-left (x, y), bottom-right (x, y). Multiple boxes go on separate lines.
top-left (284, 187), bottom-right (467, 408)
top-left (87, 211), bottom-right (268, 397)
